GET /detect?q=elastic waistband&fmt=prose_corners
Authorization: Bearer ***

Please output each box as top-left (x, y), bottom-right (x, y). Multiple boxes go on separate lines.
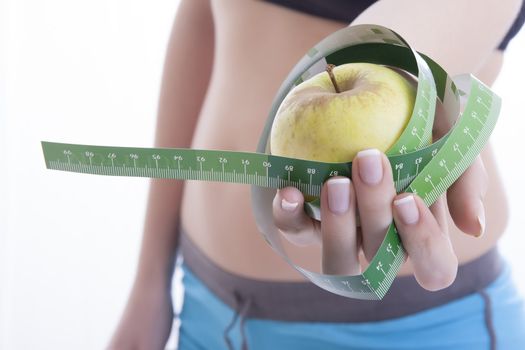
top-left (179, 227), bottom-right (503, 322)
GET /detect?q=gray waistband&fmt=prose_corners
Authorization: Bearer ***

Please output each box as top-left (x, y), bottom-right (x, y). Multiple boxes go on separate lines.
top-left (179, 227), bottom-right (503, 322)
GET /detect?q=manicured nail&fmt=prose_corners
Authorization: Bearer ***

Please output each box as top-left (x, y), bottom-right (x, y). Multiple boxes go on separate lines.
top-left (281, 198), bottom-right (299, 212)
top-left (327, 178), bottom-right (350, 215)
top-left (394, 195), bottom-right (419, 225)
top-left (357, 149), bottom-right (383, 185)
top-left (477, 202), bottom-right (486, 237)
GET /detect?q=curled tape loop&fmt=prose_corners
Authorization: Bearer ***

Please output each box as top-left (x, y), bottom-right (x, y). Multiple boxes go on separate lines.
top-left (250, 24), bottom-right (501, 300)
top-left (40, 25), bottom-right (501, 300)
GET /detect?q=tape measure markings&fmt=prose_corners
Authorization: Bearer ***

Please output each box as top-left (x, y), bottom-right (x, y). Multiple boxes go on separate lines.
top-left (41, 25), bottom-right (501, 300)
top-left (407, 79), bottom-right (499, 207)
top-left (42, 138), bottom-right (447, 198)
top-left (250, 25), bottom-right (500, 300)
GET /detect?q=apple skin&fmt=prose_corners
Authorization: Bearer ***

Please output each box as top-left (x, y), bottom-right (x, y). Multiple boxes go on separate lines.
top-left (270, 63), bottom-right (416, 163)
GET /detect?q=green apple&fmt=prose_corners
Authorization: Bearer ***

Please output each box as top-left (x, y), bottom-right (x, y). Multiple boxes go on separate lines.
top-left (270, 63), bottom-right (416, 163)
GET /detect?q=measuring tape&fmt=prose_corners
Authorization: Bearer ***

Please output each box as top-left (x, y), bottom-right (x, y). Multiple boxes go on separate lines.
top-left (41, 25), bottom-right (501, 300)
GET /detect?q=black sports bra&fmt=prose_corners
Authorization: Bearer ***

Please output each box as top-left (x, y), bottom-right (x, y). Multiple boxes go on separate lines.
top-left (263, 0), bottom-right (525, 51)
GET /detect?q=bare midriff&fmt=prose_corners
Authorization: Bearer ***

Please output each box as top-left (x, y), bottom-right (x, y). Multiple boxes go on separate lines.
top-left (179, 0), bottom-right (509, 281)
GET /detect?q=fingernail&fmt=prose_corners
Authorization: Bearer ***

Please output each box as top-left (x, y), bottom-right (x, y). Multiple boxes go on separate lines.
top-left (357, 149), bottom-right (383, 185)
top-left (281, 198), bottom-right (299, 212)
top-left (477, 202), bottom-right (486, 237)
top-left (394, 195), bottom-right (419, 225)
top-left (327, 178), bottom-right (350, 215)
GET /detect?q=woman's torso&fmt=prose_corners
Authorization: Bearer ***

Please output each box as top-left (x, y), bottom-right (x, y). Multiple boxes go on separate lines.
top-left (180, 0), bottom-right (510, 281)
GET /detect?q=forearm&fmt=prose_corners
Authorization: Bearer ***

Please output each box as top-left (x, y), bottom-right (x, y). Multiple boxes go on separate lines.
top-left (134, 0), bottom-right (214, 286)
top-left (134, 180), bottom-right (184, 286)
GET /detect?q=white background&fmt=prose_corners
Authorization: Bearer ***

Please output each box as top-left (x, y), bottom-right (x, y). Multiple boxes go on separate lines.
top-left (1, 1), bottom-right (525, 349)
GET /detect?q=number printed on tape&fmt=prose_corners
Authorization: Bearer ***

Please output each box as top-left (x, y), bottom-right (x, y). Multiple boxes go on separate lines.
top-left (41, 25), bottom-right (501, 300)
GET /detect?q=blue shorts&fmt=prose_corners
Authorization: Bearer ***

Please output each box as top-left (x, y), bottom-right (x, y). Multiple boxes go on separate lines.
top-left (175, 258), bottom-right (525, 350)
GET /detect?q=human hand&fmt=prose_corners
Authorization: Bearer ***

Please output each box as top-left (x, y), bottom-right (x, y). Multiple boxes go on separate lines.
top-left (272, 148), bottom-right (487, 291)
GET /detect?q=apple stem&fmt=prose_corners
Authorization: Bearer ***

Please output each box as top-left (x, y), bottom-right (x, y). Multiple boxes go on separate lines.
top-left (326, 64), bottom-right (341, 93)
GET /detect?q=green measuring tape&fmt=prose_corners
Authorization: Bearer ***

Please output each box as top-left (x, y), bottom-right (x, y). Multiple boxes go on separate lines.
top-left (41, 25), bottom-right (501, 300)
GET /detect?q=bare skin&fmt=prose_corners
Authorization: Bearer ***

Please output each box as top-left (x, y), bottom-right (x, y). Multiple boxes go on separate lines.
top-left (181, 0), bottom-right (513, 280)
top-left (108, 0), bottom-right (520, 348)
